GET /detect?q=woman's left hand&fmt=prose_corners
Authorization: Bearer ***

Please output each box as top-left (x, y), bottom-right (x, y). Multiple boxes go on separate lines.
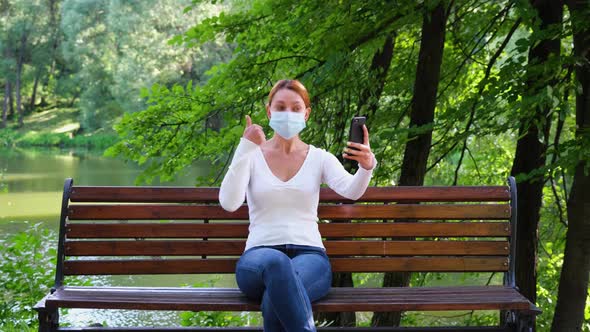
top-left (343, 124), bottom-right (375, 170)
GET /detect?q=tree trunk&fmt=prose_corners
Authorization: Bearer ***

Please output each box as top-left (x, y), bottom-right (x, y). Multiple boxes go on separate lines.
top-left (358, 34), bottom-right (395, 120)
top-left (2, 46), bottom-right (10, 128)
top-left (509, 2), bottom-right (562, 324)
top-left (42, 0), bottom-right (60, 102)
top-left (551, 1), bottom-right (590, 330)
top-left (372, 1), bottom-right (449, 327)
top-left (30, 70), bottom-right (40, 111)
top-left (2, 81), bottom-right (9, 128)
top-left (16, 29), bottom-right (28, 128)
top-left (8, 75), bottom-right (14, 120)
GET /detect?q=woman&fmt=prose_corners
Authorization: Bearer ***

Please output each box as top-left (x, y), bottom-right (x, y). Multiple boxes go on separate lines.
top-left (218, 79), bottom-right (377, 332)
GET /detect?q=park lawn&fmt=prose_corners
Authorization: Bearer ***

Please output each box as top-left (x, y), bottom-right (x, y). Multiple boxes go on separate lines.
top-left (18, 107), bottom-right (80, 134)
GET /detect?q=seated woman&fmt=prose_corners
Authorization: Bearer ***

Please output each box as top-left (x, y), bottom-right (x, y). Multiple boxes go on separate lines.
top-left (219, 79), bottom-right (377, 332)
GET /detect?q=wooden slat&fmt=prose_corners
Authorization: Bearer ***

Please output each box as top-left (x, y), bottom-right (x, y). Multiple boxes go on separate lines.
top-left (320, 222), bottom-right (511, 237)
top-left (58, 327), bottom-right (513, 332)
top-left (45, 286), bottom-right (534, 312)
top-left (321, 186), bottom-right (511, 202)
top-left (70, 187), bottom-right (220, 203)
top-left (63, 257), bottom-right (509, 275)
top-left (67, 204), bottom-right (511, 220)
top-left (69, 186), bottom-right (511, 203)
top-left (66, 222), bottom-right (511, 238)
top-left (64, 240), bottom-right (510, 256)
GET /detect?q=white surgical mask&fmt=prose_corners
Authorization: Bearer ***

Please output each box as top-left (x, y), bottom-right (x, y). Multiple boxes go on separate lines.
top-left (269, 111), bottom-right (306, 140)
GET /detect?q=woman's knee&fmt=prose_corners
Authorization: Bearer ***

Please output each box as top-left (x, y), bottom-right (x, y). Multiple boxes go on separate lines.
top-left (238, 247), bottom-right (290, 273)
top-left (264, 251), bottom-right (291, 272)
top-left (235, 248), bottom-right (291, 298)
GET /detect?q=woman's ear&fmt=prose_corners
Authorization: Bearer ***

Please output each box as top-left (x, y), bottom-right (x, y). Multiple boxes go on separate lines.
top-left (266, 104), bottom-right (271, 119)
top-left (305, 107), bottom-right (311, 121)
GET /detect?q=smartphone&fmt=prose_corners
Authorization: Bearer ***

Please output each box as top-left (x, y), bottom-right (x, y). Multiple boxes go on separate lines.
top-left (348, 116), bottom-right (366, 150)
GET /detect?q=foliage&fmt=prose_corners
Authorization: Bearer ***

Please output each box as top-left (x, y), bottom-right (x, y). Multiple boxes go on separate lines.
top-left (59, 0), bottom-right (231, 131)
top-left (180, 309), bottom-right (253, 327)
top-left (0, 168), bottom-right (6, 193)
top-left (0, 129), bottom-right (21, 148)
top-left (1, 0), bottom-right (231, 132)
top-left (0, 223), bottom-right (56, 329)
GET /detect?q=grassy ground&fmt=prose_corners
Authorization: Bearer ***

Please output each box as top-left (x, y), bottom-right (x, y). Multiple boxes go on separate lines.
top-left (1, 107), bottom-right (119, 149)
top-left (19, 107), bottom-right (82, 134)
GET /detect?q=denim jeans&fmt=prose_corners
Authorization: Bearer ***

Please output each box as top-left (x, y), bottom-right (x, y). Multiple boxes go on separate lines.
top-left (235, 244), bottom-right (332, 332)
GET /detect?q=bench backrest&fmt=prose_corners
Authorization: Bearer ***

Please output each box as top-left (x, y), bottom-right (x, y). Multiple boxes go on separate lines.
top-left (54, 177), bottom-right (517, 289)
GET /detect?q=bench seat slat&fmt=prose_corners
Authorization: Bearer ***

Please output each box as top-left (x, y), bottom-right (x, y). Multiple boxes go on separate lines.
top-left (63, 257), bottom-right (509, 275)
top-left (64, 240), bottom-right (510, 256)
top-left (66, 222), bottom-right (511, 238)
top-left (69, 186), bottom-right (510, 203)
top-left (45, 286), bottom-right (535, 312)
top-left (67, 204), bottom-right (511, 220)
top-left (56, 327), bottom-right (513, 332)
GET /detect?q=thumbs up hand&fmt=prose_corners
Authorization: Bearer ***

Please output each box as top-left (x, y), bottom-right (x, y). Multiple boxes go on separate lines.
top-left (243, 115), bottom-right (266, 145)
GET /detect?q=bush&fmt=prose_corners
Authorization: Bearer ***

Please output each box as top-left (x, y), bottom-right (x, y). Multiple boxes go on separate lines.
top-left (0, 129), bottom-right (22, 148)
top-left (0, 223), bottom-right (89, 330)
top-left (0, 223), bottom-right (57, 329)
top-left (0, 168), bottom-right (7, 193)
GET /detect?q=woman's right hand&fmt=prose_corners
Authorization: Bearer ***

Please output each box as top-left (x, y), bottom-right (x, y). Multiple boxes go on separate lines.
top-left (243, 115), bottom-right (266, 145)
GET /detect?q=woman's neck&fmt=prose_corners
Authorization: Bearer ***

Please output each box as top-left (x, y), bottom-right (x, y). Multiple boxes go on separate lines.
top-left (267, 135), bottom-right (306, 154)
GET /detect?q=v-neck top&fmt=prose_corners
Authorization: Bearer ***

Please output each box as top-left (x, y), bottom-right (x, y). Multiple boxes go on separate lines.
top-left (258, 144), bottom-right (311, 184)
top-left (219, 137), bottom-right (377, 252)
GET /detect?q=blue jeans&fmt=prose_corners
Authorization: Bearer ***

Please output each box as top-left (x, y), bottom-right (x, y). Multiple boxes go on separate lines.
top-left (235, 244), bottom-right (332, 332)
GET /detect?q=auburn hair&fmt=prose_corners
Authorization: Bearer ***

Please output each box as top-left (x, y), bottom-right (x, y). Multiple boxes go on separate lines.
top-left (267, 79), bottom-right (311, 109)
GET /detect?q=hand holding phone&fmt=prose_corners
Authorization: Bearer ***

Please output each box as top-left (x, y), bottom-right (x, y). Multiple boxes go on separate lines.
top-left (342, 116), bottom-right (375, 170)
top-left (348, 116), bottom-right (366, 150)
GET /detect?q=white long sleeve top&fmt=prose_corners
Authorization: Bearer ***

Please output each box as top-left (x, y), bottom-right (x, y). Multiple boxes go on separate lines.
top-left (219, 137), bottom-right (377, 252)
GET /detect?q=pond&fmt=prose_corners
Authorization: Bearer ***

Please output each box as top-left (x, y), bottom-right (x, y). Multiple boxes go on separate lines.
top-left (0, 146), bottom-right (242, 327)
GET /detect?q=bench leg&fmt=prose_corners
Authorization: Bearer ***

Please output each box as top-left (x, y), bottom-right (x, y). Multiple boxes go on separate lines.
top-left (516, 314), bottom-right (535, 332)
top-left (37, 307), bottom-right (59, 332)
top-left (503, 311), bottom-right (535, 332)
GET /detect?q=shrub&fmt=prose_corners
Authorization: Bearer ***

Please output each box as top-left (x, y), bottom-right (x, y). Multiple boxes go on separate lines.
top-left (0, 223), bottom-right (57, 329)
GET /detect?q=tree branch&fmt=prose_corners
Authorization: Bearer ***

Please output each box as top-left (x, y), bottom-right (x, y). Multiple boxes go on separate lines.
top-left (439, 16), bottom-right (522, 180)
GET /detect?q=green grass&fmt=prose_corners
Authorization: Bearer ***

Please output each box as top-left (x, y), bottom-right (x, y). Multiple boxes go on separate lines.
top-left (1, 107), bottom-right (119, 150)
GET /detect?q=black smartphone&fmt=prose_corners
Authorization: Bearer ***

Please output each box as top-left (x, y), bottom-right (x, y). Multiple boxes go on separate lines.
top-left (348, 116), bottom-right (366, 150)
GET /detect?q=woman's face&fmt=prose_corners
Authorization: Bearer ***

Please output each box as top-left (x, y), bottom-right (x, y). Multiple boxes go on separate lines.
top-left (266, 88), bottom-right (310, 121)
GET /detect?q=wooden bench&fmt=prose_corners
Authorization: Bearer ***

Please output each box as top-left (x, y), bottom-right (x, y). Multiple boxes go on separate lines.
top-left (34, 177), bottom-right (540, 331)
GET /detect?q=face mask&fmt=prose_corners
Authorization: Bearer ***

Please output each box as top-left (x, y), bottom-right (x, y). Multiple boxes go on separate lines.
top-left (269, 111), bottom-right (306, 140)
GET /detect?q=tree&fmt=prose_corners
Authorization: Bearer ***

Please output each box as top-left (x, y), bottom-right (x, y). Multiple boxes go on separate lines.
top-left (509, 0), bottom-right (563, 318)
top-left (551, 1), bottom-right (590, 331)
top-left (372, 0), bottom-right (451, 326)
top-left (1, 80), bottom-right (9, 128)
top-left (0, 0), bottom-right (62, 127)
top-left (107, 0), bottom-right (588, 329)
top-left (108, 0), bottom-right (424, 186)
top-left (60, 0), bottom-right (230, 131)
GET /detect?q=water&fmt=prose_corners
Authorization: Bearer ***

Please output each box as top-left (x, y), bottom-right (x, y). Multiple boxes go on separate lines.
top-left (0, 146), bottom-right (243, 327)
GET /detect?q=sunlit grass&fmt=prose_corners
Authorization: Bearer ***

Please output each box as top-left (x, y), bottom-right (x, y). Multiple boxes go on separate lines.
top-left (20, 107), bottom-right (80, 134)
